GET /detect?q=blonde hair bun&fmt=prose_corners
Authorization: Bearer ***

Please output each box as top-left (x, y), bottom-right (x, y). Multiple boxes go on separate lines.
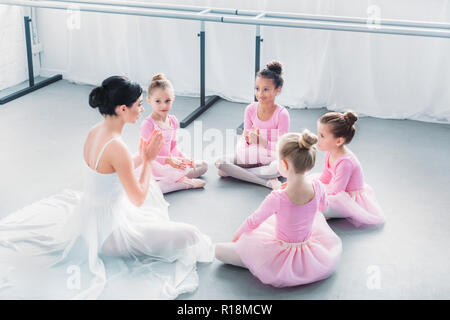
top-left (152, 73), bottom-right (166, 82)
top-left (148, 73), bottom-right (173, 96)
top-left (298, 129), bottom-right (318, 149)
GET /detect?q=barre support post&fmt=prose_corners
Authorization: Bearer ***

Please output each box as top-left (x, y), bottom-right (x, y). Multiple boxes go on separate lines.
top-left (180, 20), bottom-right (220, 128)
top-left (237, 24), bottom-right (262, 134)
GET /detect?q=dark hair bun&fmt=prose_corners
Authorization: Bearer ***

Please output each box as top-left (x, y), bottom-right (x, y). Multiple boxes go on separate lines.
top-left (88, 76), bottom-right (142, 116)
top-left (344, 111), bottom-right (358, 126)
top-left (89, 86), bottom-right (107, 109)
top-left (266, 61), bottom-right (283, 75)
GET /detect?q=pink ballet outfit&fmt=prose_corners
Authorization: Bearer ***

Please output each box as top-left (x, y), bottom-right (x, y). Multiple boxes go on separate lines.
top-left (318, 151), bottom-right (385, 227)
top-left (140, 115), bottom-right (190, 183)
top-left (234, 180), bottom-right (342, 287)
top-left (235, 102), bottom-right (290, 166)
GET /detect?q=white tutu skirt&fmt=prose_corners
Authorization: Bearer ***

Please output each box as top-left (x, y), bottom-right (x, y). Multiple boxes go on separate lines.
top-left (0, 180), bottom-right (214, 299)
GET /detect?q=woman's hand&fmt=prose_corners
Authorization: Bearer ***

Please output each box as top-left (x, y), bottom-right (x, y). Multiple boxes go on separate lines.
top-left (141, 130), bottom-right (163, 163)
top-left (138, 136), bottom-right (145, 161)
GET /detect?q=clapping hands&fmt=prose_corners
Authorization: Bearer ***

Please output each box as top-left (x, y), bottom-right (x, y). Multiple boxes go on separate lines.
top-left (244, 126), bottom-right (260, 145)
top-left (139, 130), bottom-right (163, 163)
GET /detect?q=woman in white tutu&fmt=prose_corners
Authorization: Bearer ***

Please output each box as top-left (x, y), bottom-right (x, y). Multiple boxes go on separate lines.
top-left (0, 76), bottom-right (214, 299)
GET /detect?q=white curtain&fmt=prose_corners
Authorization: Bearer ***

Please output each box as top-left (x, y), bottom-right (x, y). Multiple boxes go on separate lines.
top-left (34, 0), bottom-right (450, 123)
top-left (0, 6), bottom-right (27, 91)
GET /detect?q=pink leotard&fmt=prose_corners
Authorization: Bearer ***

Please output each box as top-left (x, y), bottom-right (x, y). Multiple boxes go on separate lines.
top-left (140, 114), bottom-right (185, 165)
top-left (235, 180), bottom-right (328, 243)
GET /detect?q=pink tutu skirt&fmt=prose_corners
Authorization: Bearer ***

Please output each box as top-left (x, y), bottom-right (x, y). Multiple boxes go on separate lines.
top-left (325, 184), bottom-right (385, 227)
top-left (234, 213), bottom-right (342, 287)
top-left (151, 160), bottom-right (191, 183)
top-left (235, 139), bottom-right (274, 166)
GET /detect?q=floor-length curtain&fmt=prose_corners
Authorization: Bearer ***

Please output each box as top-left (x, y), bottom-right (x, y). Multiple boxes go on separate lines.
top-left (0, 6), bottom-right (27, 91)
top-left (34, 0), bottom-right (450, 123)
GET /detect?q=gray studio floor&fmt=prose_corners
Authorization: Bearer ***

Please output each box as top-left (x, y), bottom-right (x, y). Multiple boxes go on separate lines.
top-left (1, 79), bottom-right (449, 299)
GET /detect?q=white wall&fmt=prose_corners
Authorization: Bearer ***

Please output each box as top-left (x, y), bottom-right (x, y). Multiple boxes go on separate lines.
top-left (0, 6), bottom-right (27, 91)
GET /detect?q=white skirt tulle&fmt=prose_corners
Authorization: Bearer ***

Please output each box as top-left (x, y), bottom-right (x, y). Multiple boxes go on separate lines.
top-left (0, 180), bottom-right (214, 299)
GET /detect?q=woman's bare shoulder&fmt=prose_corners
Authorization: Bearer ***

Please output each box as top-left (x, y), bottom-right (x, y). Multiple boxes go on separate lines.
top-left (85, 123), bottom-right (102, 142)
top-left (84, 123), bottom-right (101, 151)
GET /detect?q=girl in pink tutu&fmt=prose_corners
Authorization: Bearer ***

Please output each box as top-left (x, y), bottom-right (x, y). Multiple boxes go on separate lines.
top-left (316, 111), bottom-right (385, 227)
top-left (215, 61), bottom-right (290, 189)
top-left (140, 74), bottom-right (208, 193)
top-left (215, 130), bottom-right (342, 287)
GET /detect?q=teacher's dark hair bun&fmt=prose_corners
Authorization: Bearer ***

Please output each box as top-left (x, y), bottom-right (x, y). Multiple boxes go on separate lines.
top-left (89, 76), bottom-right (143, 116)
top-left (89, 86), bottom-right (107, 109)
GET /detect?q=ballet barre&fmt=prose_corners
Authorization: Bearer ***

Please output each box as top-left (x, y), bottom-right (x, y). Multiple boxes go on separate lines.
top-left (1, 0), bottom-right (450, 132)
